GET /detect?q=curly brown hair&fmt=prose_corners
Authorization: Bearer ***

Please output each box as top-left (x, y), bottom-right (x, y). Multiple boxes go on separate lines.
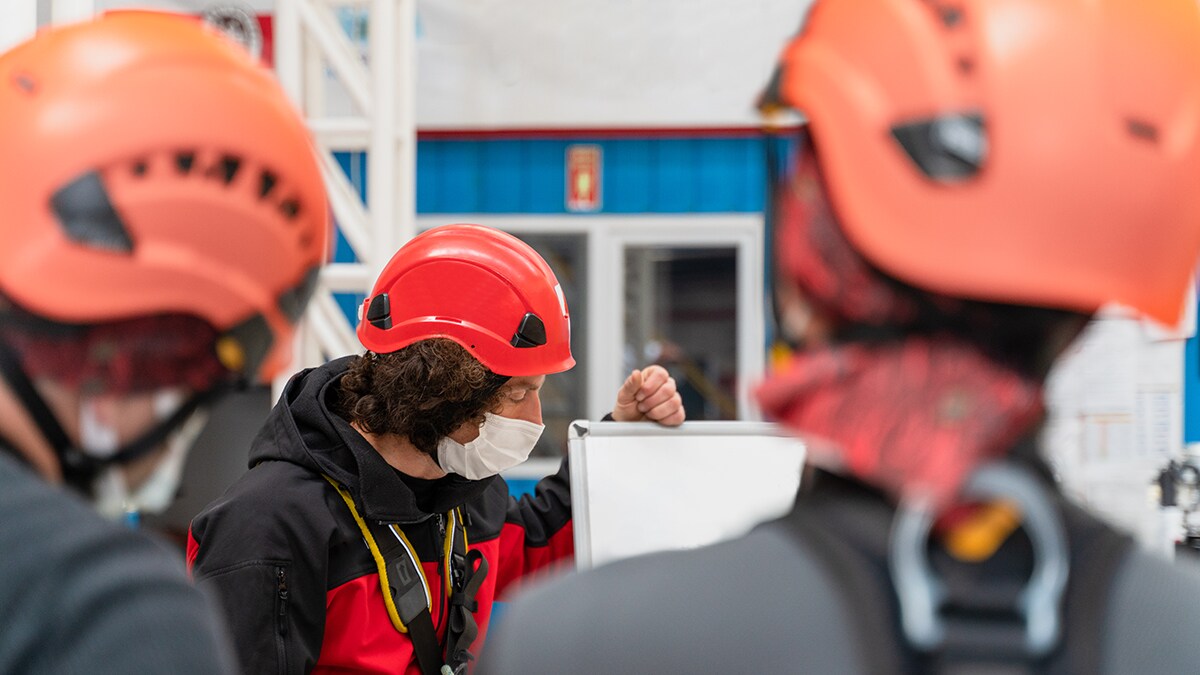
top-left (335, 339), bottom-right (510, 457)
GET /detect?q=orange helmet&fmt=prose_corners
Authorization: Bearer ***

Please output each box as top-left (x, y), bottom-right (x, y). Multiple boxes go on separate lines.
top-left (0, 11), bottom-right (329, 381)
top-left (764, 0), bottom-right (1200, 324)
top-left (358, 224), bottom-right (575, 377)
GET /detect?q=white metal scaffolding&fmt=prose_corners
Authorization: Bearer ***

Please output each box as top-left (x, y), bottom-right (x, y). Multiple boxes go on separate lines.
top-left (275, 0), bottom-right (417, 385)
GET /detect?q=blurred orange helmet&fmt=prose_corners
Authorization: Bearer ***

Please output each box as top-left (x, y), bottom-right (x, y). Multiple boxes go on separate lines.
top-left (765, 0), bottom-right (1200, 324)
top-left (358, 224), bottom-right (575, 377)
top-left (0, 11), bottom-right (329, 381)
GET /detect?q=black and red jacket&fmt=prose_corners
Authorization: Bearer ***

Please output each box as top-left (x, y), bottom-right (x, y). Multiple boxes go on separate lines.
top-left (187, 356), bottom-right (574, 674)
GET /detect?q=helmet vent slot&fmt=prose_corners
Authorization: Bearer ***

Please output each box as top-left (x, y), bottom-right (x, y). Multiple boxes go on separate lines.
top-left (51, 171), bottom-right (134, 254)
top-left (207, 155), bottom-right (242, 185)
top-left (279, 198), bottom-right (301, 221)
top-left (1126, 119), bottom-right (1159, 143)
top-left (13, 74), bottom-right (36, 93)
top-left (175, 151), bottom-right (196, 175)
top-left (937, 5), bottom-right (962, 28)
top-left (891, 113), bottom-right (987, 182)
top-left (259, 170), bottom-right (278, 198)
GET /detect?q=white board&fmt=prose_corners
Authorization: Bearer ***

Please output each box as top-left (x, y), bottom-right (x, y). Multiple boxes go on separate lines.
top-left (569, 420), bottom-right (806, 569)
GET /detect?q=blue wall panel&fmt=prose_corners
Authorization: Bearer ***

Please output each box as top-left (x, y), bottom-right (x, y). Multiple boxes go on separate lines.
top-left (1186, 320), bottom-right (1200, 444)
top-left (416, 142), bottom-right (439, 217)
top-left (523, 140), bottom-right (564, 213)
top-left (437, 142), bottom-right (483, 213)
top-left (607, 139), bottom-right (653, 213)
top-left (697, 138), bottom-right (741, 211)
top-left (480, 140), bottom-right (524, 212)
top-left (652, 140), bottom-right (697, 212)
top-left (331, 152), bottom-right (367, 264)
top-left (412, 135), bottom-right (765, 215)
top-left (339, 137), bottom-right (765, 218)
top-left (334, 292), bottom-right (365, 330)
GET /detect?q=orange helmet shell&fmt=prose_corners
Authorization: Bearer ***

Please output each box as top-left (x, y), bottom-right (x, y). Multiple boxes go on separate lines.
top-left (0, 11), bottom-right (330, 379)
top-left (358, 225), bottom-right (575, 377)
top-left (772, 0), bottom-right (1200, 324)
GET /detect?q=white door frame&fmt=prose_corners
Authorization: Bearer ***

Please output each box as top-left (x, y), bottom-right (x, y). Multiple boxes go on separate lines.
top-left (596, 215), bottom-right (765, 421)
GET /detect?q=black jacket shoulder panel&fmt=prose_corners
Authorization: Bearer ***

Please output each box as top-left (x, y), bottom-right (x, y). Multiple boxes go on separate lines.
top-left (191, 459), bottom-right (343, 579)
top-left (464, 476), bottom-right (515, 543)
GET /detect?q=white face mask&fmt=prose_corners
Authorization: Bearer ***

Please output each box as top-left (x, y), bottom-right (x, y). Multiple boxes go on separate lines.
top-left (437, 412), bottom-right (544, 480)
top-left (89, 391), bottom-right (209, 520)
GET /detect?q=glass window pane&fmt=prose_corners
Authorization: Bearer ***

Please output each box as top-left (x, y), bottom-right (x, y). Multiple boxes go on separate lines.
top-left (624, 246), bottom-right (739, 421)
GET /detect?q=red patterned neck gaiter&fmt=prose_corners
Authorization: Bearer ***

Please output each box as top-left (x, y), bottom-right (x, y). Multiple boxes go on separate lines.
top-left (0, 312), bottom-right (228, 396)
top-left (760, 139), bottom-right (1045, 505)
top-left (757, 339), bottom-right (1044, 505)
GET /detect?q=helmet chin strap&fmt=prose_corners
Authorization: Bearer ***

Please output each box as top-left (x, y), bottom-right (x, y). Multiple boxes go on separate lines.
top-left (0, 339), bottom-right (229, 495)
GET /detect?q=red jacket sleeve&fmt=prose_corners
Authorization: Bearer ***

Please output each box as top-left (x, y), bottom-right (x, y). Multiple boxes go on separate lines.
top-left (493, 458), bottom-right (574, 598)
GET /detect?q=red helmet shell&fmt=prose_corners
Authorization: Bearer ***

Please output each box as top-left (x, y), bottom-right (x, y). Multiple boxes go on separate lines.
top-left (358, 225), bottom-right (575, 377)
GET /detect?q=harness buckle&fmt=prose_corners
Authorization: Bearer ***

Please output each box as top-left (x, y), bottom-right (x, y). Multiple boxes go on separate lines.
top-left (889, 462), bottom-right (1070, 659)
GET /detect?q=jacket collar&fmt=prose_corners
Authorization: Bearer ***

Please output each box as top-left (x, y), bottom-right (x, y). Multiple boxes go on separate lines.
top-left (259, 357), bottom-right (496, 523)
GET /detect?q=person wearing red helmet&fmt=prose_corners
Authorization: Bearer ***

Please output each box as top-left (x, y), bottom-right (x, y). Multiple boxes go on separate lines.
top-left (187, 223), bottom-right (684, 674)
top-left (0, 10), bottom-right (329, 675)
top-left (481, 1), bottom-right (1200, 673)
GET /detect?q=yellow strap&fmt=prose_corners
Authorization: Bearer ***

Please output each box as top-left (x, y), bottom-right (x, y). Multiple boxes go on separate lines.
top-left (440, 508), bottom-right (470, 598)
top-left (322, 475), bottom-right (468, 633)
top-left (442, 510), bottom-right (455, 596)
top-left (322, 474), bottom-right (417, 634)
top-left (943, 500), bottom-right (1023, 563)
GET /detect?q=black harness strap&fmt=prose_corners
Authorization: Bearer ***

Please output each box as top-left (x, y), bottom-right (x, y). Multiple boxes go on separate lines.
top-left (445, 549), bottom-right (489, 672)
top-left (363, 519), bottom-right (445, 675)
top-left (0, 340), bottom-right (72, 453)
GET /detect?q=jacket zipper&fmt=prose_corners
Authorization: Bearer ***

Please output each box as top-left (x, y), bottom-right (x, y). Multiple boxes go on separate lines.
top-left (276, 565), bottom-right (290, 675)
top-left (435, 513), bottom-right (449, 636)
top-left (277, 566), bottom-right (290, 635)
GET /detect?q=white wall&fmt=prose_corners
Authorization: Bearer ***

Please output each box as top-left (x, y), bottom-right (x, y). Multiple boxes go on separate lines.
top-left (1042, 310), bottom-right (1192, 552)
top-left (415, 0), bottom-right (811, 129)
top-left (95, 0), bottom-right (811, 129)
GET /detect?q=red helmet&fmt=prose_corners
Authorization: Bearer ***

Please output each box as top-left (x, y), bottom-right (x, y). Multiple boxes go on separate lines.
top-left (358, 224), bottom-right (574, 377)
top-left (0, 11), bottom-right (330, 381)
top-left (765, 0), bottom-right (1200, 325)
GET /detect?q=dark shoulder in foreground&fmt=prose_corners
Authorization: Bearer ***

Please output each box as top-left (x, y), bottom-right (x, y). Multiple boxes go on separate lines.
top-left (0, 453), bottom-right (234, 674)
top-left (480, 523), bottom-right (864, 675)
top-left (1102, 547), bottom-right (1200, 673)
top-left (481, 490), bottom-right (1200, 675)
